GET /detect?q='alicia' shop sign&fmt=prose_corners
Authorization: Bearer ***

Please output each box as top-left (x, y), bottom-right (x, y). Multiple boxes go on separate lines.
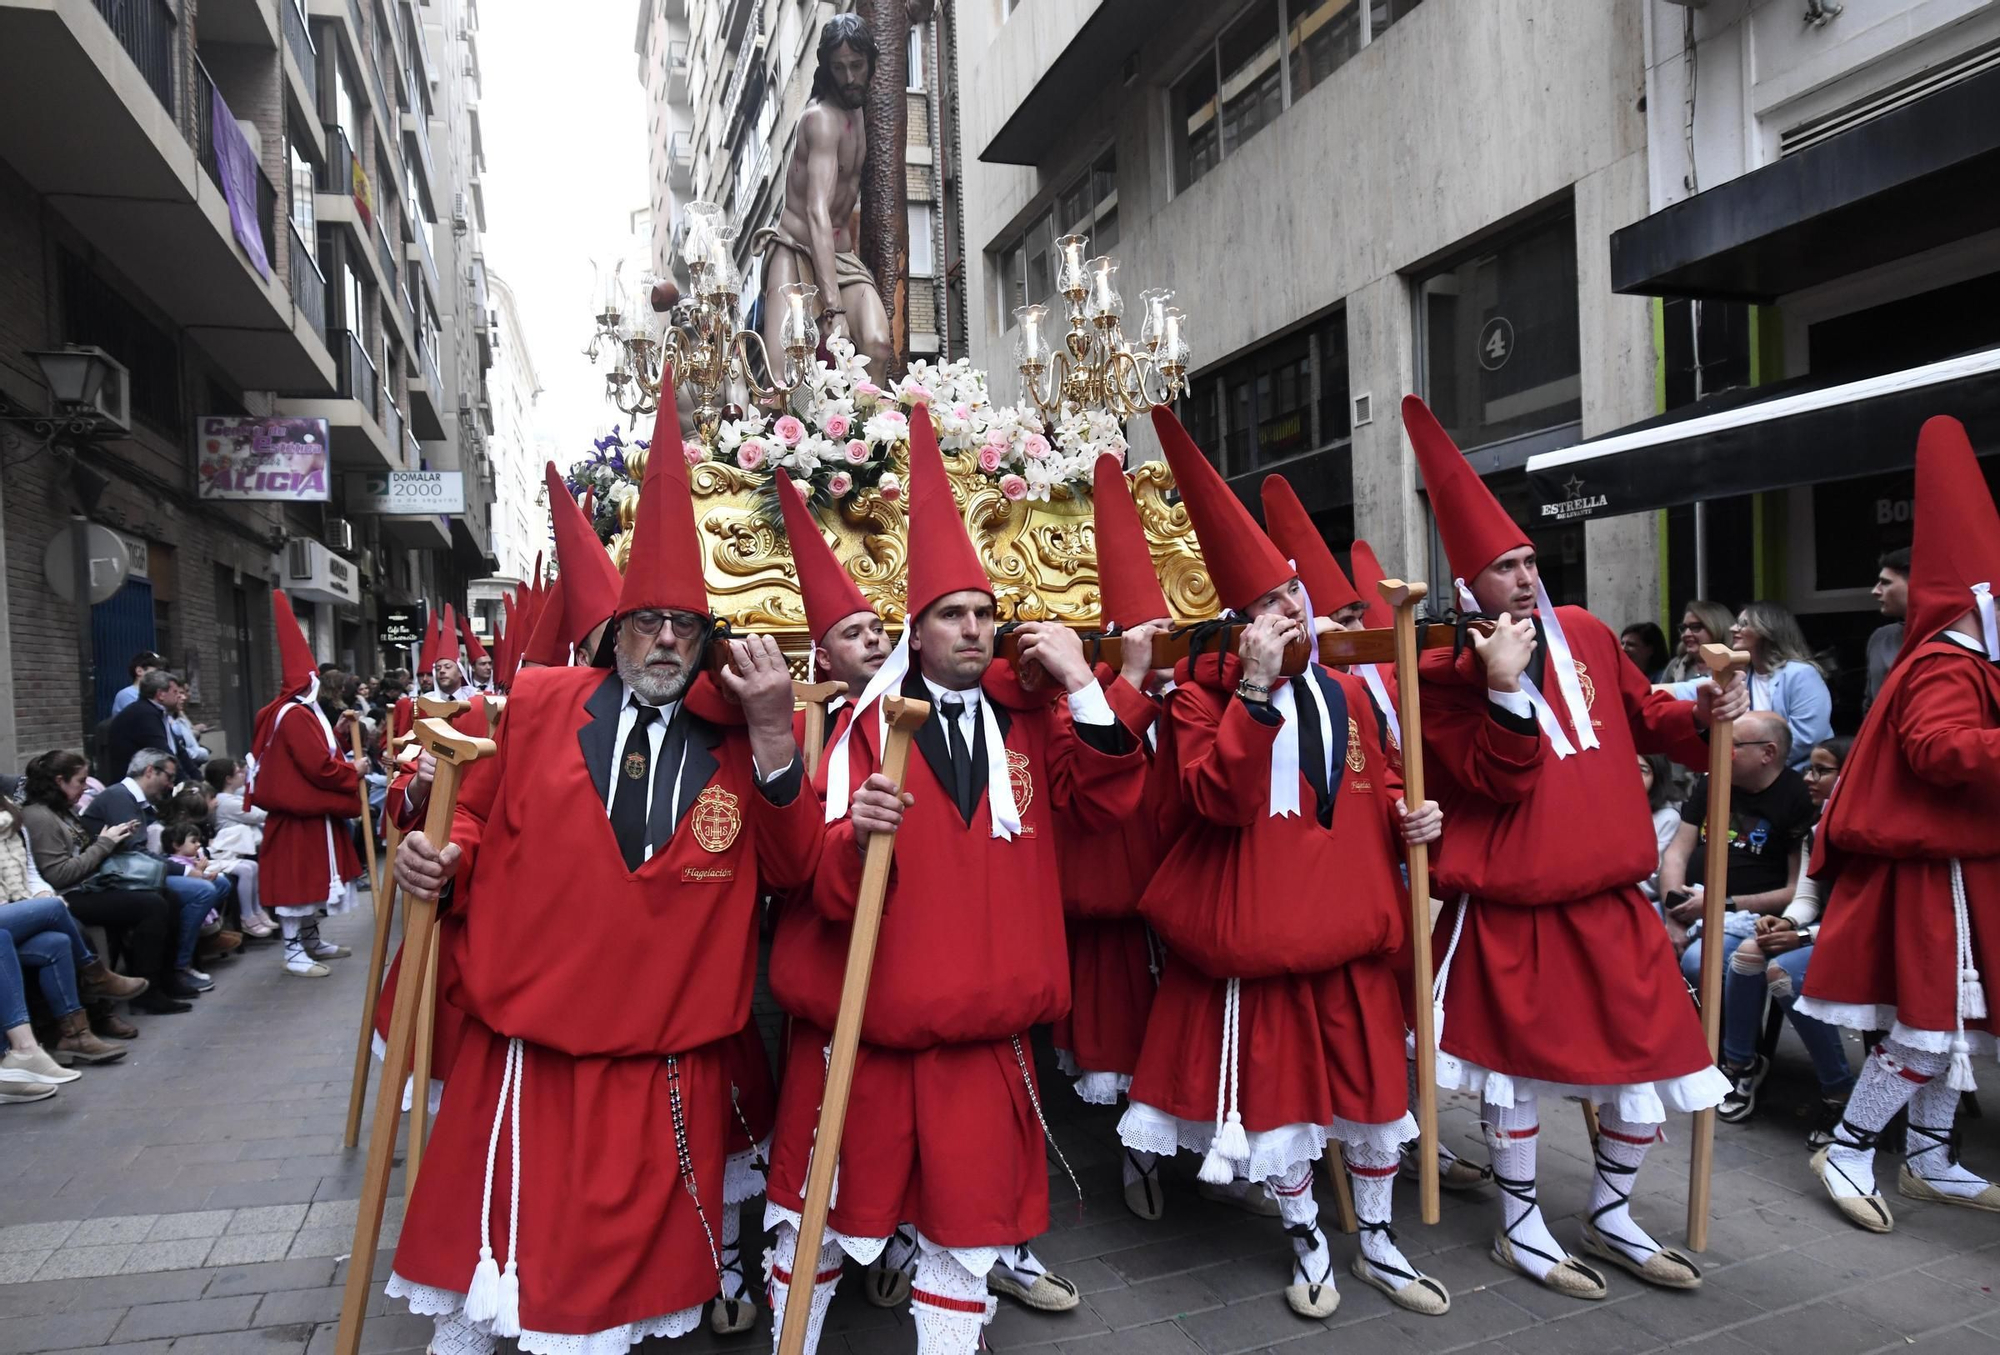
top-left (197, 417), bottom-right (331, 501)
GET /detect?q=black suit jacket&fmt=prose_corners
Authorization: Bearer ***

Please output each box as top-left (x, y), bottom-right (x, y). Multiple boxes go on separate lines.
top-left (102, 700), bottom-right (175, 786)
top-left (77, 782), bottom-right (184, 875)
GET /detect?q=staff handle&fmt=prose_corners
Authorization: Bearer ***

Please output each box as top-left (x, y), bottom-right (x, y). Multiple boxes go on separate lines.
top-left (777, 695), bottom-right (931, 1355)
top-left (1381, 579), bottom-right (1441, 1225)
top-left (793, 680), bottom-right (848, 779)
top-left (334, 719), bottom-right (494, 1355)
top-left (342, 714), bottom-right (391, 1150)
top-left (1686, 643), bottom-right (1751, 1252)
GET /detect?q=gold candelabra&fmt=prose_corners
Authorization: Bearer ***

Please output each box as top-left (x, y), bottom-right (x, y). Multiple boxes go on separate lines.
top-left (586, 202), bottom-right (818, 447)
top-left (1015, 232), bottom-right (1192, 422)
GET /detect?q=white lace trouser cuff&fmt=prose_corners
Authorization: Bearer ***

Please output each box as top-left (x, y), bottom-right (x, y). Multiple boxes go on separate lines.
top-left (384, 1272), bottom-right (702, 1354)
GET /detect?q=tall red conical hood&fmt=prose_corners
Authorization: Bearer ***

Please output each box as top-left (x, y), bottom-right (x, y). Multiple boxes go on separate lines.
top-left (521, 579), bottom-right (569, 666)
top-left (904, 405), bottom-right (991, 618)
top-left (1900, 415), bottom-right (2000, 666)
top-left (1151, 406), bottom-right (1291, 612)
top-left (459, 611), bottom-right (488, 664)
top-left (1260, 474), bottom-right (1361, 616)
top-left (498, 590), bottom-right (518, 677)
top-left (272, 588), bottom-right (318, 698)
top-left (1401, 395), bottom-right (1530, 587)
top-left (775, 468), bottom-right (873, 641)
top-left (436, 604), bottom-right (461, 665)
top-left (615, 374), bottom-right (709, 619)
top-left (544, 461), bottom-right (624, 649)
top-left (418, 607), bottom-right (439, 672)
top-left (1348, 538), bottom-right (1394, 629)
top-left (1092, 453), bottom-right (1169, 629)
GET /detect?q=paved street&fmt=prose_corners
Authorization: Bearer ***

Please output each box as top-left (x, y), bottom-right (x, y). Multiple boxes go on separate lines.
top-left (2, 888), bottom-right (1997, 1355)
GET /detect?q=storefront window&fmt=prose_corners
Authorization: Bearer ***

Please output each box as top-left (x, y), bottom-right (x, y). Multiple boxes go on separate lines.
top-left (1181, 307), bottom-right (1351, 477)
top-left (1418, 209), bottom-right (1581, 451)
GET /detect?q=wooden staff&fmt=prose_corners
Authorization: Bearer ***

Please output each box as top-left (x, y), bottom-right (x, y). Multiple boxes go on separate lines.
top-left (1381, 579), bottom-right (1443, 1226)
top-left (778, 695), bottom-right (931, 1355)
top-left (998, 618), bottom-right (1476, 688)
top-left (793, 680), bottom-right (848, 778)
top-left (334, 716), bottom-right (495, 1355)
top-left (406, 939), bottom-right (440, 1195)
top-left (1686, 642), bottom-right (1751, 1253)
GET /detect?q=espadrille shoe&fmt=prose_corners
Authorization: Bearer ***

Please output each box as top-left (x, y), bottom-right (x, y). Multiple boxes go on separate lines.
top-left (1349, 1253), bottom-right (1451, 1314)
top-left (1490, 1234), bottom-right (1608, 1299)
top-left (1811, 1145), bottom-right (1894, 1233)
top-left (1578, 1221), bottom-right (1702, 1290)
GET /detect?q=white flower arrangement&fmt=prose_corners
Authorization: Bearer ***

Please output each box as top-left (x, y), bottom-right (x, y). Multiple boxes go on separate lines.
top-left (686, 335), bottom-right (1128, 505)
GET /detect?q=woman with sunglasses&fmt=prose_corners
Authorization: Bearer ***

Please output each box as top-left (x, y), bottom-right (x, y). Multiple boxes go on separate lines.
top-left (1663, 601), bottom-right (1831, 771)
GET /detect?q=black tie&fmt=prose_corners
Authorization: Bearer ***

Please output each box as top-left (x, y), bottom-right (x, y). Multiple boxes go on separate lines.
top-left (611, 705), bottom-right (659, 870)
top-left (1294, 678), bottom-right (1332, 825)
top-left (940, 697), bottom-right (977, 822)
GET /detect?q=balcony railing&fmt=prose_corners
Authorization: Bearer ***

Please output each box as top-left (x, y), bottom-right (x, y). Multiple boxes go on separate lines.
top-left (94, 0), bottom-right (177, 114)
top-left (334, 327), bottom-right (379, 420)
top-left (320, 123), bottom-right (354, 194)
top-left (383, 394), bottom-right (404, 455)
top-left (418, 329), bottom-right (442, 396)
top-left (282, 0), bottom-right (319, 109)
top-left (289, 222), bottom-right (327, 339)
top-left (377, 223), bottom-right (397, 290)
top-left (195, 61), bottom-right (280, 274)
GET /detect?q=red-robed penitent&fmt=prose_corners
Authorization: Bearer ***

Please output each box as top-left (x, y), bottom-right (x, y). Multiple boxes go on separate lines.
top-left (1119, 410), bottom-right (1415, 1178)
top-left (1403, 396), bottom-right (1723, 1116)
top-left (245, 591), bottom-right (361, 912)
top-left (763, 415), bottom-right (1145, 1253)
top-left (1799, 416), bottom-right (2000, 1068)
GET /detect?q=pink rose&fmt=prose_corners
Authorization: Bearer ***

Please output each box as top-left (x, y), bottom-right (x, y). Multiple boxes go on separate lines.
top-left (877, 473), bottom-right (902, 502)
top-left (904, 384), bottom-right (935, 405)
top-left (999, 474), bottom-right (1028, 501)
top-left (736, 439), bottom-right (766, 471)
top-left (826, 471), bottom-right (854, 497)
top-left (977, 445), bottom-right (1004, 474)
top-left (773, 415), bottom-right (806, 447)
top-left (682, 440), bottom-right (707, 466)
top-left (824, 414), bottom-right (850, 439)
top-left (845, 439), bottom-right (870, 464)
top-left (856, 381), bottom-right (882, 398)
top-left (953, 403), bottom-right (971, 422)
top-left (1024, 433), bottom-right (1051, 460)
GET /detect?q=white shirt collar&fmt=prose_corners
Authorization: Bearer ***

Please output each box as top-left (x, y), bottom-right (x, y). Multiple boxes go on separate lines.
top-left (921, 673), bottom-right (980, 717)
top-left (618, 680), bottom-right (682, 721)
top-left (1943, 628), bottom-right (1985, 653)
top-left (119, 776), bottom-right (147, 801)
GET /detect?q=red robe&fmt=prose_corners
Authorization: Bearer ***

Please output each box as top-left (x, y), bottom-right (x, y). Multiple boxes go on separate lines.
top-left (1125, 655), bottom-right (1411, 1159)
top-left (1801, 637), bottom-right (2000, 1040)
top-left (389, 665), bottom-right (824, 1336)
top-left (246, 700), bottom-right (362, 909)
top-left (1418, 607), bottom-right (1719, 1098)
top-left (765, 663), bottom-right (1143, 1245)
top-left (1053, 671), bottom-right (1164, 1088)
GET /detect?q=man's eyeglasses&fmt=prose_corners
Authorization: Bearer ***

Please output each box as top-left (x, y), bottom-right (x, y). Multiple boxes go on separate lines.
top-left (625, 610), bottom-right (705, 639)
top-left (1730, 739), bottom-right (1776, 750)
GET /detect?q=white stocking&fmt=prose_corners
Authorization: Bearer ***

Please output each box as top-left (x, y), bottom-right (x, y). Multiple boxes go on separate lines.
top-left (1264, 1161), bottom-right (1332, 1289)
top-left (719, 1202), bottom-right (747, 1300)
top-left (1589, 1110), bottom-right (1664, 1264)
top-left (911, 1241), bottom-right (995, 1354)
top-left (1827, 1040), bottom-right (1944, 1199)
top-left (428, 1311), bottom-right (496, 1355)
top-left (992, 1242), bottom-right (1046, 1289)
top-left (1345, 1142), bottom-right (1416, 1279)
top-left (1905, 1065), bottom-right (1990, 1198)
top-left (766, 1220), bottom-right (841, 1355)
top-left (1481, 1093), bottom-right (1565, 1280)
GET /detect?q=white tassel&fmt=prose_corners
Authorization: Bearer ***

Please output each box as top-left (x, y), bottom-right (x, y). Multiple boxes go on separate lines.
top-left (1214, 1109), bottom-right (1249, 1161)
top-left (463, 1246), bottom-right (500, 1323)
top-left (1965, 970), bottom-right (1989, 1023)
top-left (1198, 1140), bottom-right (1238, 1185)
top-left (491, 1259), bottom-right (522, 1338)
top-left (1949, 1038), bottom-right (1979, 1094)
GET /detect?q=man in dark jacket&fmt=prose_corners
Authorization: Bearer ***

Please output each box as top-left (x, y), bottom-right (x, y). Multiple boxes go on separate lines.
top-left (83, 750), bottom-right (232, 993)
top-left (101, 671), bottom-right (179, 785)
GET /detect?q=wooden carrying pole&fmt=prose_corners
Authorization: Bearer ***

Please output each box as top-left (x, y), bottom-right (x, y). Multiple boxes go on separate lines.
top-left (1686, 643), bottom-right (1751, 1252)
top-left (778, 695), bottom-right (931, 1355)
top-left (793, 680), bottom-right (849, 778)
top-left (342, 701), bottom-right (467, 1149)
top-left (1382, 580), bottom-right (1442, 1226)
top-left (334, 716), bottom-right (494, 1355)
top-left (403, 697), bottom-right (473, 1188)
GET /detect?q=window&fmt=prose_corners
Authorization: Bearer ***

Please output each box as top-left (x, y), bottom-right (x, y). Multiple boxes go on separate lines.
top-left (907, 23), bottom-right (925, 90)
top-left (289, 142), bottom-right (317, 246)
top-left (1417, 210), bottom-right (1581, 451)
top-left (991, 147), bottom-right (1117, 316)
top-left (1172, 0), bottom-right (1416, 192)
top-left (58, 249), bottom-right (182, 434)
top-left (1179, 307), bottom-right (1352, 476)
top-left (908, 202), bottom-right (936, 276)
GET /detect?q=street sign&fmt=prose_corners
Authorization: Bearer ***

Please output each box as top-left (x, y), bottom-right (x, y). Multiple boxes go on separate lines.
top-left (379, 606), bottom-right (425, 647)
top-left (346, 470), bottom-right (465, 515)
top-left (43, 523), bottom-right (132, 604)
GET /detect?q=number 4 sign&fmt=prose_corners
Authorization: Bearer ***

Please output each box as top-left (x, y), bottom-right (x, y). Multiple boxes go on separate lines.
top-left (1477, 316), bottom-right (1514, 372)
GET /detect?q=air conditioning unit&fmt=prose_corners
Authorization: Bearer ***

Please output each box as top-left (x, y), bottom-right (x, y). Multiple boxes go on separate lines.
top-left (452, 191), bottom-right (469, 235)
top-left (458, 392), bottom-right (474, 413)
top-left (89, 354), bottom-right (132, 433)
top-left (286, 539), bottom-right (315, 580)
top-left (325, 516), bottom-right (355, 553)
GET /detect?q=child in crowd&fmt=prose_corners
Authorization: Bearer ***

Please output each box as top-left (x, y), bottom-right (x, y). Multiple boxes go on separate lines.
top-left (205, 759), bottom-right (274, 937)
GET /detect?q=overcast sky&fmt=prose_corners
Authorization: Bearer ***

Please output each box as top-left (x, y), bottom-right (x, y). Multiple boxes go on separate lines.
top-left (478, 0), bottom-right (651, 456)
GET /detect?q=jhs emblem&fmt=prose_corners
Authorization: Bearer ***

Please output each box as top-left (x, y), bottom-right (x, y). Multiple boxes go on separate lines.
top-left (622, 749), bottom-right (649, 781)
top-left (1344, 717), bottom-right (1368, 774)
top-left (1005, 749), bottom-right (1034, 813)
top-left (689, 786), bottom-right (742, 854)
top-left (1573, 661), bottom-right (1597, 709)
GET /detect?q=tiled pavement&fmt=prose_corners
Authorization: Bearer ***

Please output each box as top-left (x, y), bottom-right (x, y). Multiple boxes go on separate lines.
top-left (2, 888), bottom-right (1996, 1354)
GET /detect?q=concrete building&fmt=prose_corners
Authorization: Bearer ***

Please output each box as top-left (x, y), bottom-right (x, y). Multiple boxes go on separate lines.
top-left (637, 0), bottom-right (956, 358)
top-left (956, 0), bottom-right (1665, 626)
top-left (0, 0), bottom-right (501, 766)
top-left (1543, 0), bottom-right (2000, 725)
top-left (467, 268), bottom-right (543, 643)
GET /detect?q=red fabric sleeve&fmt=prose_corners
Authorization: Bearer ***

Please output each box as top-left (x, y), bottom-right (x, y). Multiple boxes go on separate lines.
top-left (1172, 684), bottom-right (1282, 829)
top-left (810, 729), bottom-right (874, 925)
top-left (1046, 700), bottom-right (1146, 832)
top-left (1616, 643), bottom-right (1709, 769)
top-left (1418, 652), bottom-right (1542, 805)
top-left (1104, 675), bottom-right (1161, 744)
top-left (750, 757), bottom-right (825, 891)
top-left (262, 715), bottom-right (361, 817)
top-left (444, 714), bottom-right (505, 902)
top-left (1898, 656), bottom-right (2000, 789)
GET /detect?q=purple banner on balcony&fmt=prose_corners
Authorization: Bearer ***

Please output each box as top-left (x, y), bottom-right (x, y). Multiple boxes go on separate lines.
top-left (210, 85), bottom-right (271, 280)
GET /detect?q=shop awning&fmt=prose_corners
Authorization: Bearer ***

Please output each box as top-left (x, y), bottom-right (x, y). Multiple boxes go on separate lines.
top-left (1608, 65), bottom-right (2000, 302)
top-left (1524, 347), bottom-right (2000, 522)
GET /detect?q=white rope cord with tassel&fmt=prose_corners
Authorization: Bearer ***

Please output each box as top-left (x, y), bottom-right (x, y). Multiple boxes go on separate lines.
top-left (464, 1037), bottom-right (523, 1328)
top-left (1949, 859), bottom-right (1987, 1093)
top-left (1199, 979), bottom-right (1248, 1184)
